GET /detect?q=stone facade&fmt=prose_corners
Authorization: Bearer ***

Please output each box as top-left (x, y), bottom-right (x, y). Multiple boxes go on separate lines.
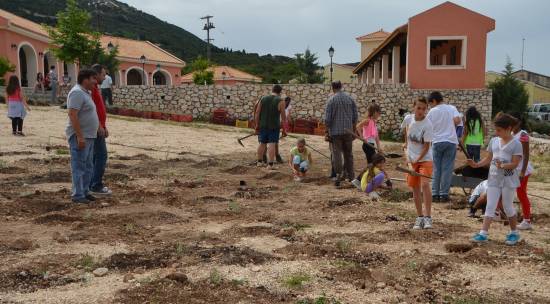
top-left (100, 83), bottom-right (492, 135)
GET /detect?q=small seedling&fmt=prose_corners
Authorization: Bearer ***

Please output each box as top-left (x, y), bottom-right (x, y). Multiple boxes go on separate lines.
top-left (209, 269), bottom-right (223, 285)
top-left (175, 243), bottom-right (187, 256)
top-left (123, 223), bottom-right (136, 234)
top-left (82, 210), bottom-right (92, 220)
top-left (407, 260), bottom-right (418, 270)
top-left (283, 273), bottom-right (310, 289)
top-left (228, 201), bottom-right (241, 213)
top-left (335, 239), bottom-right (352, 254)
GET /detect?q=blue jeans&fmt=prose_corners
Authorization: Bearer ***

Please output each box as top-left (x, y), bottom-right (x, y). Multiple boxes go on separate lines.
top-left (69, 135), bottom-right (95, 200)
top-left (90, 135), bottom-right (108, 191)
top-left (292, 155), bottom-right (309, 172)
top-left (432, 142), bottom-right (457, 197)
top-left (466, 144), bottom-right (481, 162)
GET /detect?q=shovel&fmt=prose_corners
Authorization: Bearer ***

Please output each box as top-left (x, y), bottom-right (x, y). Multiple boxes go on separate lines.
top-left (395, 165), bottom-right (432, 179)
top-left (344, 129), bottom-right (402, 159)
top-left (237, 133), bottom-right (256, 147)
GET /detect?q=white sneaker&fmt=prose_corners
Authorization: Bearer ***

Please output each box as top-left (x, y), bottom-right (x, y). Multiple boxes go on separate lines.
top-left (517, 220), bottom-right (533, 230)
top-left (368, 191), bottom-right (380, 200)
top-left (423, 217), bottom-right (433, 229)
top-left (351, 179), bottom-right (362, 190)
top-left (413, 217), bottom-right (424, 230)
top-left (256, 161), bottom-right (265, 167)
top-left (90, 186), bottom-right (112, 196)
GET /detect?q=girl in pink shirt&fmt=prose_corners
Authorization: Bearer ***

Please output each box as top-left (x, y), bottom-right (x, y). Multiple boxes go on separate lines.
top-left (356, 103), bottom-right (383, 163)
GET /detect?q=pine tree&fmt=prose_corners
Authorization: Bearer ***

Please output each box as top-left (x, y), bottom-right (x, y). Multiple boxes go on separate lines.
top-left (488, 58), bottom-right (529, 116)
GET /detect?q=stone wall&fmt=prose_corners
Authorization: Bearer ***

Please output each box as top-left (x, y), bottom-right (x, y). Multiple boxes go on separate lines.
top-left (104, 83), bottom-right (492, 135)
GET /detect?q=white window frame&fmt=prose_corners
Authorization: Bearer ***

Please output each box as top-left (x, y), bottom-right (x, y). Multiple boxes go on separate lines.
top-left (426, 36), bottom-right (467, 70)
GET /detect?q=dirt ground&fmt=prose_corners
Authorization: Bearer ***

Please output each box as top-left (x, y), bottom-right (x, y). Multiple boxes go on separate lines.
top-left (1, 105), bottom-right (550, 304)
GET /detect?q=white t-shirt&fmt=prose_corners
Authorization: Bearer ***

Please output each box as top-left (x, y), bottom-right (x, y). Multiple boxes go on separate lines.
top-left (406, 116), bottom-right (434, 163)
top-left (285, 104), bottom-right (292, 118)
top-left (513, 130), bottom-right (533, 176)
top-left (101, 75), bottom-right (113, 89)
top-left (471, 180), bottom-right (488, 197)
top-left (487, 137), bottom-right (523, 188)
top-left (400, 113), bottom-right (413, 131)
top-left (427, 104), bottom-right (460, 144)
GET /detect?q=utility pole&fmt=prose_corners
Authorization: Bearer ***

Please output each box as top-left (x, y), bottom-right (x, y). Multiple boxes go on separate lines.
top-left (521, 37), bottom-right (525, 70)
top-left (201, 15), bottom-right (215, 61)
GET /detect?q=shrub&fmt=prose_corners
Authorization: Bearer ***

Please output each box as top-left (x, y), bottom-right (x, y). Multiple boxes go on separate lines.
top-left (527, 119), bottom-right (550, 135)
top-left (0, 56), bottom-right (16, 86)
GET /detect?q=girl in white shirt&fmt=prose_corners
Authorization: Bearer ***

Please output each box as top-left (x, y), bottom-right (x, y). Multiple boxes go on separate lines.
top-left (467, 113), bottom-right (523, 245)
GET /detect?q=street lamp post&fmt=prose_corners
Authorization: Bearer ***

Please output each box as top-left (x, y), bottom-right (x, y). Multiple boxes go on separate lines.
top-left (328, 46), bottom-right (334, 83)
top-left (107, 42), bottom-right (114, 54)
top-left (140, 55), bottom-right (146, 85)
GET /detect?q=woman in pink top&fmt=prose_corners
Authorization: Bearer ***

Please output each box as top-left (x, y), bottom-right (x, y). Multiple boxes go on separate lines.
top-left (356, 103), bottom-right (383, 163)
top-left (5, 76), bottom-right (31, 136)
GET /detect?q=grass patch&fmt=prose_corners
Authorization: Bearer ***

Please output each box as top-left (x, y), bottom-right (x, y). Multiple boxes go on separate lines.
top-left (297, 294), bottom-right (342, 304)
top-left (530, 154), bottom-right (550, 183)
top-left (443, 295), bottom-right (495, 304)
top-left (0, 159), bottom-right (7, 168)
top-left (335, 239), bottom-right (352, 254)
top-left (175, 243), bottom-right (187, 256)
top-left (331, 259), bottom-right (357, 268)
top-left (75, 253), bottom-right (96, 271)
top-left (283, 273), bottom-right (310, 289)
top-left (231, 278), bottom-right (248, 286)
top-left (55, 148), bottom-right (69, 155)
top-left (282, 222), bottom-right (312, 231)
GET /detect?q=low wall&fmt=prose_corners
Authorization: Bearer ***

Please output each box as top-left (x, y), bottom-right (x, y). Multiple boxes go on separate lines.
top-left (59, 83), bottom-right (492, 135)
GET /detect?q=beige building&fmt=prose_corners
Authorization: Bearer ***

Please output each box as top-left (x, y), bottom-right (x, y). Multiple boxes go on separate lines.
top-left (356, 29), bottom-right (390, 61)
top-left (322, 63), bottom-right (358, 84)
top-left (486, 71), bottom-right (550, 105)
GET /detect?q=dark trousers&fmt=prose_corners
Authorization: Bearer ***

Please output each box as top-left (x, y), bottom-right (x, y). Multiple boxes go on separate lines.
top-left (330, 134), bottom-right (355, 181)
top-left (466, 144), bottom-right (481, 162)
top-left (90, 135), bottom-right (108, 191)
top-left (10, 117), bottom-right (23, 133)
top-left (101, 88), bottom-right (113, 106)
top-left (362, 142), bottom-right (376, 164)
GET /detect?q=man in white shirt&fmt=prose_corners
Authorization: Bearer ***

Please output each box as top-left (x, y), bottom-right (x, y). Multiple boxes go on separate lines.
top-left (426, 91), bottom-right (461, 202)
top-left (101, 72), bottom-right (113, 106)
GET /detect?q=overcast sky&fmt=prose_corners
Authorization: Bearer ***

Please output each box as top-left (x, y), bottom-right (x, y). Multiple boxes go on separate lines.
top-left (123, 0), bottom-right (550, 75)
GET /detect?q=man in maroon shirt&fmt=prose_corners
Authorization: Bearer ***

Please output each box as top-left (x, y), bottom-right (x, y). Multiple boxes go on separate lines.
top-left (89, 64), bottom-right (112, 196)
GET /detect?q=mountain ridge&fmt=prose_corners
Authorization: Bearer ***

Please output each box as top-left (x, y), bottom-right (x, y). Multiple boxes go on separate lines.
top-left (0, 0), bottom-right (294, 82)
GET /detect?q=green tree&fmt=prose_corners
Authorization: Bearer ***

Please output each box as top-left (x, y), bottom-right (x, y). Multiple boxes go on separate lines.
top-left (0, 56), bottom-right (16, 86)
top-left (44, 0), bottom-right (99, 66)
top-left (89, 39), bottom-right (120, 74)
top-left (294, 48), bottom-right (324, 84)
top-left (190, 57), bottom-right (214, 85)
top-left (488, 58), bottom-right (529, 116)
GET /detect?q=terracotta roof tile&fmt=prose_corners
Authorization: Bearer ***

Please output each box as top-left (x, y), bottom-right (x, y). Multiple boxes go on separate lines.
top-left (100, 35), bottom-right (185, 66)
top-left (356, 29), bottom-right (390, 41)
top-left (181, 66), bottom-right (262, 82)
top-left (0, 8), bottom-right (49, 38)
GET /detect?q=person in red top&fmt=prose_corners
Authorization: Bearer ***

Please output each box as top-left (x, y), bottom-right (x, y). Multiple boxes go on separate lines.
top-left (89, 64), bottom-right (112, 196)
